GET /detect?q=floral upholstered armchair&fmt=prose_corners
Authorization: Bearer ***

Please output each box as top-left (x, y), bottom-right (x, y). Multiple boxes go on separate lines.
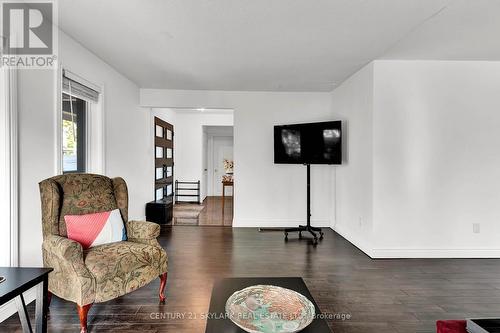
top-left (39, 174), bottom-right (168, 333)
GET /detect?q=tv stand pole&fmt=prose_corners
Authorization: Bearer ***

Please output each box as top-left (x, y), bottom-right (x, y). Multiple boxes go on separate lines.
top-left (284, 164), bottom-right (324, 245)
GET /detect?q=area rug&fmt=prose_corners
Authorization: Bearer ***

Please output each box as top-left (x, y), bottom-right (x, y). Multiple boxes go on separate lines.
top-left (173, 203), bottom-right (205, 225)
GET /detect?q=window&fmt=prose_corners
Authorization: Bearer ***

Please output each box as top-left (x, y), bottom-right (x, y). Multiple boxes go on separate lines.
top-left (61, 69), bottom-right (100, 174)
top-left (62, 93), bottom-right (87, 173)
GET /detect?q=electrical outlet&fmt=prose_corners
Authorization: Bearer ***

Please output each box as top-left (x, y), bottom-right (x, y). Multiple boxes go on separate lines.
top-left (473, 223), bottom-right (480, 234)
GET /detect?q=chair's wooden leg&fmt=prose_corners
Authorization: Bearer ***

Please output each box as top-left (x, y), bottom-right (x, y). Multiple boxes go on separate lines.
top-left (159, 272), bottom-right (168, 303)
top-left (76, 303), bottom-right (92, 333)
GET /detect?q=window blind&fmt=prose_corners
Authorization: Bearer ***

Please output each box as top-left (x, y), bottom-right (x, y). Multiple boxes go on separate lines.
top-left (62, 70), bottom-right (100, 103)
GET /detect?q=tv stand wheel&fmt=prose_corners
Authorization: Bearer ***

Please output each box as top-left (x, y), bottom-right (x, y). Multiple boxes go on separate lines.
top-left (298, 232), bottom-right (302, 239)
top-left (319, 232), bottom-right (324, 240)
top-left (284, 232), bottom-right (288, 241)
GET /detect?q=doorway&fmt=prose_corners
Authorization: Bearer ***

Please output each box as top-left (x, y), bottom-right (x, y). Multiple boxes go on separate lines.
top-left (150, 108), bottom-right (234, 226)
top-left (211, 136), bottom-right (233, 195)
top-left (205, 126), bottom-right (234, 196)
top-left (203, 126), bottom-right (234, 225)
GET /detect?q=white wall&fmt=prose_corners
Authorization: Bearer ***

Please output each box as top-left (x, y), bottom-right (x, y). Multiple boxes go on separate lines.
top-left (59, 32), bottom-right (150, 220)
top-left (141, 90), bottom-right (334, 227)
top-left (17, 30), bottom-right (150, 267)
top-left (330, 60), bottom-right (500, 258)
top-left (330, 63), bottom-right (374, 254)
top-left (372, 60), bottom-right (500, 257)
top-left (174, 111), bottom-right (233, 196)
top-left (17, 69), bottom-right (57, 266)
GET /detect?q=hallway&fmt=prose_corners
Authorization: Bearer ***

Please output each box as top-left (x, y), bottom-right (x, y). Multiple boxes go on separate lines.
top-left (198, 196), bottom-right (233, 226)
top-left (173, 196), bottom-right (233, 226)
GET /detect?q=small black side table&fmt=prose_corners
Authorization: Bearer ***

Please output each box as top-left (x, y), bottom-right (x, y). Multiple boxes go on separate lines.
top-left (0, 267), bottom-right (53, 333)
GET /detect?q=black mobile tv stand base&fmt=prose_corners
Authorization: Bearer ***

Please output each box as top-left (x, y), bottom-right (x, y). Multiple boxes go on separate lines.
top-left (284, 164), bottom-right (324, 246)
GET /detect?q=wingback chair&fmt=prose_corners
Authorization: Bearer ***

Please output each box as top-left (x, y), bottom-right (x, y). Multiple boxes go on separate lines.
top-left (39, 174), bottom-right (168, 333)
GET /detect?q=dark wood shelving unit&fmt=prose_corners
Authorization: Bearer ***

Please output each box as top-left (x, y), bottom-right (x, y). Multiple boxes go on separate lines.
top-left (146, 117), bottom-right (174, 224)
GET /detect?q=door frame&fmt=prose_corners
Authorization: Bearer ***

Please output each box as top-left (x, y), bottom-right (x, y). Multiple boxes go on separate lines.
top-left (207, 134), bottom-right (233, 196)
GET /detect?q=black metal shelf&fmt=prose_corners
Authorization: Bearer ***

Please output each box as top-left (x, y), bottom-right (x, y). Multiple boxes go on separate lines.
top-left (175, 180), bottom-right (201, 204)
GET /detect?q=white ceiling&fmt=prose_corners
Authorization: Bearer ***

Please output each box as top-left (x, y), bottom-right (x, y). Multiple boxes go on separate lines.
top-left (58, 0), bottom-right (500, 92)
top-left (383, 0), bottom-right (500, 60)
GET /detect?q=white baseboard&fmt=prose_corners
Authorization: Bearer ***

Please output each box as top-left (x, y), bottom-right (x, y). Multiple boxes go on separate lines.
top-left (371, 248), bottom-right (500, 259)
top-left (332, 224), bottom-right (500, 258)
top-left (331, 224), bottom-right (374, 258)
top-left (0, 286), bottom-right (36, 323)
top-left (232, 218), bottom-right (332, 228)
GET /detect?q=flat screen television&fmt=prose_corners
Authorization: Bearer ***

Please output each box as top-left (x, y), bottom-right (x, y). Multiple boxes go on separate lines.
top-left (274, 121), bottom-right (342, 164)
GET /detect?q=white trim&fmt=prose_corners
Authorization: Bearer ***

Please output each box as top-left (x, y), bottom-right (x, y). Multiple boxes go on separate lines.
top-left (150, 112), bottom-right (157, 201)
top-left (55, 65), bottom-right (62, 174)
top-left (233, 218), bottom-right (332, 228)
top-left (332, 224), bottom-right (373, 258)
top-left (96, 86), bottom-right (106, 174)
top-left (85, 100), bottom-right (91, 170)
top-left (8, 65), bottom-right (19, 267)
top-left (332, 224), bottom-right (500, 259)
top-left (201, 127), bottom-right (208, 202)
top-left (371, 248), bottom-right (500, 259)
top-left (1, 51), bottom-right (19, 267)
top-left (207, 135), bottom-right (214, 196)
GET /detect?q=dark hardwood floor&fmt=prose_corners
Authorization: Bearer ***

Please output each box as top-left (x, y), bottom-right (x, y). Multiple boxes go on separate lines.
top-left (197, 196), bottom-right (233, 226)
top-left (2, 227), bottom-right (500, 333)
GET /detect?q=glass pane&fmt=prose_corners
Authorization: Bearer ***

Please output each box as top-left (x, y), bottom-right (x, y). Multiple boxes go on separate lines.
top-left (166, 148), bottom-right (172, 158)
top-left (166, 166), bottom-right (172, 177)
top-left (155, 167), bottom-right (163, 180)
top-left (62, 93), bottom-right (86, 173)
top-left (155, 125), bottom-right (163, 138)
top-left (155, 187), bottom-right (163, 201)
top-left (166, 129), bottom-right (172, 140)
top-left (155, 146), bottom-right (164, 158)
top-left (62, 118), bottom-right (78, 172)
top-left (166, 184), bottom-right (173, 196)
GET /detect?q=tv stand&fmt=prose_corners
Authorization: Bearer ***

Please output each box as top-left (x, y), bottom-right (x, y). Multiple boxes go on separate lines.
top-left (284, 164), bottom-right (324, 245)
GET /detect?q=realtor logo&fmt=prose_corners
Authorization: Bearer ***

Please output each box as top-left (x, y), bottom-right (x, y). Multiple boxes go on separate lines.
top-left (1, 0), bottom-right (57, 68)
